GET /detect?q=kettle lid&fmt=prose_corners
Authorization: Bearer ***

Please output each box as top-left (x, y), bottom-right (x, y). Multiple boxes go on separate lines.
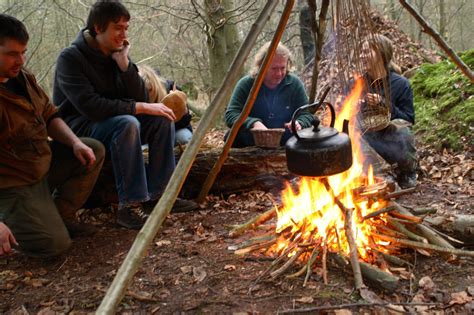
top-left (296, 119), bottom-right (338, 143)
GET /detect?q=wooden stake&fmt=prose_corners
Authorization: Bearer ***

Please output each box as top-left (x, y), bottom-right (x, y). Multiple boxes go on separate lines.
top-left (96, 2), bottom-right (280, 313)
top-left (197, 0), bottom-right (296, 203)
top-left (321, 178), bottom-right (365, 290)
top-left (322, 238), bottom-right (328, 285)
top-left (303, 246), bottom-right (320, 287)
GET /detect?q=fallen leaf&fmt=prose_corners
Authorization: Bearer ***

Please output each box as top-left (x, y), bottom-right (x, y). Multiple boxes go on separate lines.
top-left (467, 285), bottom-right (474, 296)
top-left (386, 304), bottom-right (405, 313)
top-left (155, 240), bottom-right (171, 247)
top-left (419, 276), bottom-right (435, 291)
top-left (193, 267), bottom-right (207, 283)
top-left (360, 288), bottom-right (383, 303)
top-left (295, 296), bottom-right (313, 304)
top-left (180, 266), bottom-right (193, 274)
top-left (39, 301), bottom-right (56, 307)
top-left (224, 264), bottom-right (236, 271)
top-left (37, 307), bottom-right (55, 315)
top-left (450, 291), bottom-right (472, 305)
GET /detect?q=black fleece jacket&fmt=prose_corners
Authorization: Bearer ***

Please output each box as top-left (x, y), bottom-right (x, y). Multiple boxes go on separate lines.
top-left (53, 30), bottom-right (148, 133)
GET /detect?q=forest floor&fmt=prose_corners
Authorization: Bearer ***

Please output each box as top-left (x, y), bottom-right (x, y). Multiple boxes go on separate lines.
top-left (1, 130), bottom-right (473, 314)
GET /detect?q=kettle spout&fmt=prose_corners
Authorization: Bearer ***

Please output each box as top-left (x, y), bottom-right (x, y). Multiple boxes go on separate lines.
top-left (342, 119), bottom-right (350, 135)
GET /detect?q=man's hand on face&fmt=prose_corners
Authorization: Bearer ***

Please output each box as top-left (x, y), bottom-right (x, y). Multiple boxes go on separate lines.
top-left (251, 121), bottom-right (268, 130)
top-left (72, 141), bottom-right (96, 168)
top-left (111, 40), bottom-right (130, 72)
top-left (0, 222), bottom-right (18, 256)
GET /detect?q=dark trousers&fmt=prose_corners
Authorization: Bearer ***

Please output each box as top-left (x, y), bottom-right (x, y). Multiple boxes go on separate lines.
top-left (0, 138), bottom-right (104, 257)
top-left (362, 119), bottom-right (417, 175)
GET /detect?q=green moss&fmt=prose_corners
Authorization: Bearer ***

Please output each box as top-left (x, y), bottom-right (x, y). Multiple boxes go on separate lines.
top-left (411, 49), bottom-right (473, 151)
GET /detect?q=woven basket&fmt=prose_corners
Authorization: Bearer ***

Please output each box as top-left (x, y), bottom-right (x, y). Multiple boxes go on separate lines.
top-left (251, 128), bottom-right (285, 148)
top-left (359, 102), bottom-right (391, 132)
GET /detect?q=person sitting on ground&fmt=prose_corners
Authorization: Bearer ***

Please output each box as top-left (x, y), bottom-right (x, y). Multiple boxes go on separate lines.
top-left (0, 14), bottom-right (105, 257)
top-left (224, 41), bottom-right (314, 148)
top-left (52, 1), bottom-right (197, 230)
top-left (138, 65), bottom-right (193, 146)
top-left (357, 34), bottom-right (417, 189)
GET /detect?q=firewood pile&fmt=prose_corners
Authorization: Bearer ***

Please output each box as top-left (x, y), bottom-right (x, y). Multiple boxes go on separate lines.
top-left (228, 176), bottom-right (474, 292)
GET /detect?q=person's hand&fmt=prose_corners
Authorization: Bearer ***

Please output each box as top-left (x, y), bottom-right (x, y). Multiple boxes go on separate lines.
top-left (285, 120), bottom-right (301, 132)
top-left (136, 102), bottom-right (176, 121)
top-left (0, 222), bottom-right (18, 256)
top-left (72, 141), bottom-right (96, 168)
top-left (365, 93), bottom-right (383, 107)
top-left (251, 121), bottom-right (268, 130)
top-left (111, 40), bottom-right (130, 72)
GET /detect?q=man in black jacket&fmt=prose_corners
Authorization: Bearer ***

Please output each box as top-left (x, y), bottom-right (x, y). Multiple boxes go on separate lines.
top-left (53, 1), bottom-right (197, 230)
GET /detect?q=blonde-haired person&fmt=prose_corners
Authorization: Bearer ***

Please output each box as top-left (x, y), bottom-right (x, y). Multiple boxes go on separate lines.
top-left (224, 41), bottom-right (314, 147)
top-left (359, 34), bottom-right (417, 188)
top-left (138, 65), bottom-right (193, 146)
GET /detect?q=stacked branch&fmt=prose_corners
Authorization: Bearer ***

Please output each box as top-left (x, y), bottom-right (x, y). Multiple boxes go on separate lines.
top-left (229, 179), bottom-right (472, 292)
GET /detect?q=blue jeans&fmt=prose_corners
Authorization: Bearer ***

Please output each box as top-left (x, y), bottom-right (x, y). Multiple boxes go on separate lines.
top-left (74, 115), bottom-right (175, 207)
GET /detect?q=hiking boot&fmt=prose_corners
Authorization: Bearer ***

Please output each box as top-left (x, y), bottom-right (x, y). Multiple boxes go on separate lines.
top-left (64, 221), bottom-right (97, 238)
top-left (143, 198), bottom-right (199, 214)
top-left (172, 198), bottom-right (199, 213)
top-left (397, 172), bottom-right (417, 189)
top-left (117, 205), bottom-right (149, 229)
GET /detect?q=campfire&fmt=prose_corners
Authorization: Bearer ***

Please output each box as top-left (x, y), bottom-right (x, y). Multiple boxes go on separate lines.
top-left (229, 78), bottom-right (473, 291)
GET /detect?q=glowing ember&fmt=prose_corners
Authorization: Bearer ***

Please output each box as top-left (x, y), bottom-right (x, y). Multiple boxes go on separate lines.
top-left (272, 77), bottom-right (388, 261)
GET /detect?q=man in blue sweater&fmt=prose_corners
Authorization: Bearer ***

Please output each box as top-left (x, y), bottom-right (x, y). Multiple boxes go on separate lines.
top-left (53, 1), bottom-right (196, 230)
top-left (225, 42), bottom-right (314, 147)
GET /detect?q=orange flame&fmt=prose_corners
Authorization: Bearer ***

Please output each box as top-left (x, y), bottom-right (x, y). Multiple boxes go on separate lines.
top-left (274, 77), bottom-right (387, 260)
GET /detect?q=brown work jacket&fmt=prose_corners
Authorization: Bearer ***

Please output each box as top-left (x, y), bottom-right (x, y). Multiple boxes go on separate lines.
top-left (0, 69), bottom-right (57, 189)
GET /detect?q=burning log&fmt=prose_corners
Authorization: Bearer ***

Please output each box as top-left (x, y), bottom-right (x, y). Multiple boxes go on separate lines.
top-left (321, 177), bottom-right (365, 290)
top-left (362, 205), bottom-right (395, 221)
top-left (229, 208), bottom-right (276, 237)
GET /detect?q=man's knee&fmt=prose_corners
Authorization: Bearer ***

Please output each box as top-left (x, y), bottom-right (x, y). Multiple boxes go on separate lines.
top-left (80, 137), bottom-right (105, 165)
top-left (19, 230), bottom-right (71, 257)
top-left (112, 115), bottom-right (141, 137)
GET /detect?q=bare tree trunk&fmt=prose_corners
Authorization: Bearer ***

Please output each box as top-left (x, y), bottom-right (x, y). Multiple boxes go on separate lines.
top-left (388, 0), bottom-right (397, 21)
top-left (307, 0), bottom-right (329, 103)
top-left (438, 0), bottom-right (447, 40)
top-left (299, 3), bottom-right (314, 65)
top-left (205, 0), bottom-right (243, 97)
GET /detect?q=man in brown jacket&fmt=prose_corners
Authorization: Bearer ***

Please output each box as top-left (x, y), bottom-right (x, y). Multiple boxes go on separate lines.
top-left (0, 14), bottom-right (105, 257)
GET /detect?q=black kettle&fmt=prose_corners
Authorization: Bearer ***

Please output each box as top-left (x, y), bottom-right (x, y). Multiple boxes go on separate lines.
top-left (285, 102), bottom-right (352, 177)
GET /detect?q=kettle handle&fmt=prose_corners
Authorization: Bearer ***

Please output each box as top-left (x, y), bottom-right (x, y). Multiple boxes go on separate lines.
top-left (291, 101), bottom-right (336, 140)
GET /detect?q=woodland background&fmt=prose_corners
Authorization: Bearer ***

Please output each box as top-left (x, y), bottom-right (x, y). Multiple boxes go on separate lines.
top-left (1, 0), bottom-right (473, 105)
